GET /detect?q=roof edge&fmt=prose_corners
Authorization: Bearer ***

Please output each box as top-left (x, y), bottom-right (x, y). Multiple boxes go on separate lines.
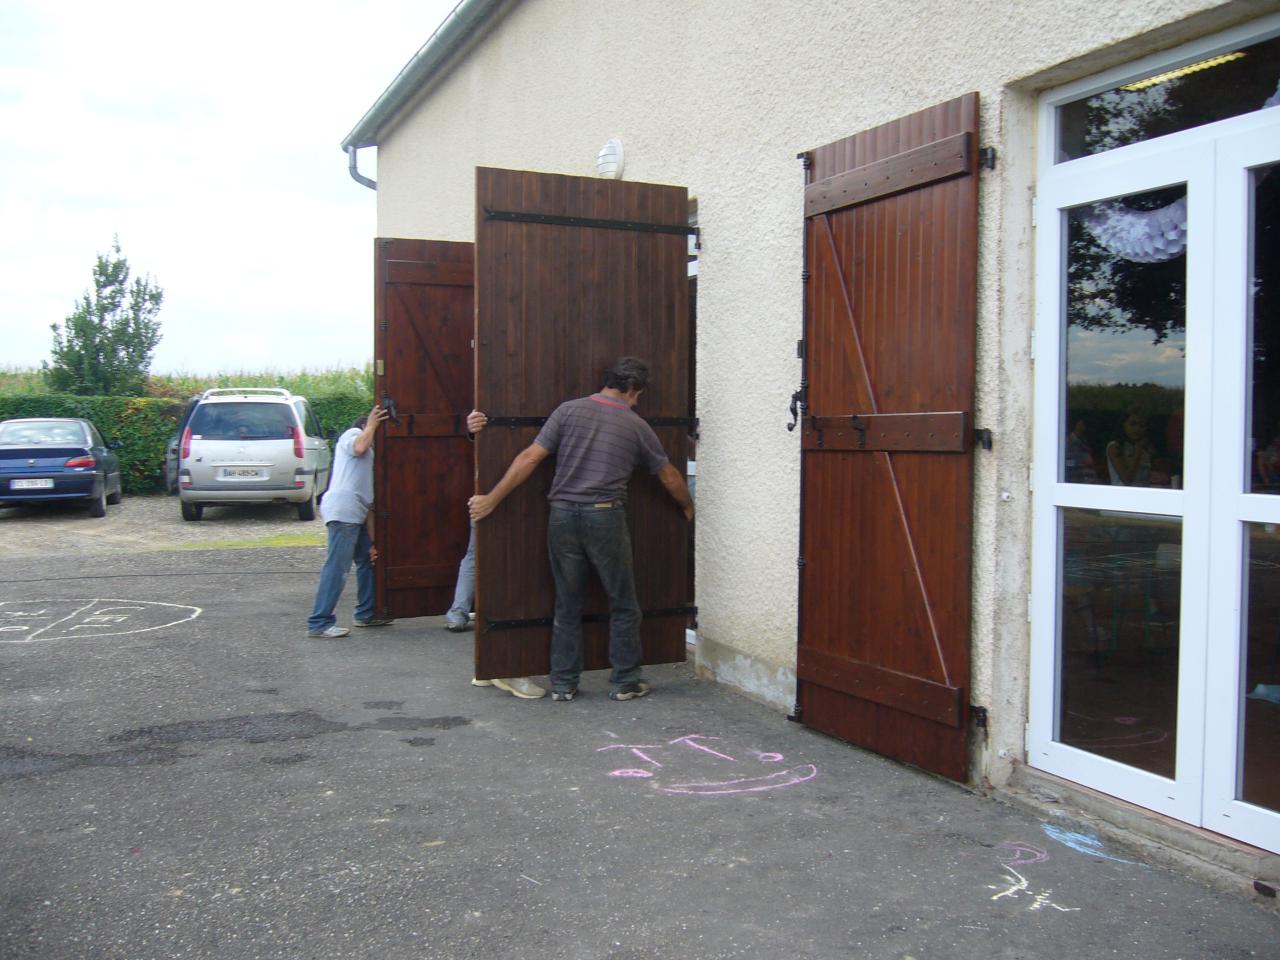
top-left (340, 0), bottom-right (510, 151)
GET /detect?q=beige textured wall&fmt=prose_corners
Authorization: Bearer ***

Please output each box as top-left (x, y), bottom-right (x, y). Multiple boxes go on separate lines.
top-left (371, 0), bottom-right (1269, 784)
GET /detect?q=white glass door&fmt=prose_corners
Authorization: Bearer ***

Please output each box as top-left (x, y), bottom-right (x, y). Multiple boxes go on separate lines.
top-left (1030, 136), bottom-right (1215, 823)
top-left (1030, 21), bottom-right (1280, 851)
top-left (1202, 117), bottom-right (1280, 851)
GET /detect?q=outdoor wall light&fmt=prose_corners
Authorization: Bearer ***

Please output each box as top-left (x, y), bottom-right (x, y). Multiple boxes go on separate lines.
top-left (596, 138), bottom-right (624, 179)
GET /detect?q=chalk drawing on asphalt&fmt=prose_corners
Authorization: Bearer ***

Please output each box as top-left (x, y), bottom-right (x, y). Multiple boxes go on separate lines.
top-left (996, 841), bottom-right (1050, 866)
top-left (988, 866), bottom-right (1080, 913)
top-left (0, 599), bottom-right (202, 643)
top-left (597, 732), bottom-right (817, 796)
top-left (1042, 824), bottom-right (1141, 865)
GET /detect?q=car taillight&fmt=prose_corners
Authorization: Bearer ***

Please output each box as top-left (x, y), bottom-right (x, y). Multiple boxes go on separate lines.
top-left (292, 425), bottom-right (304, 459)
top-left (181, 426), bottom-right (192, 459)
top-left (64, 455), bottom-right (96, 469)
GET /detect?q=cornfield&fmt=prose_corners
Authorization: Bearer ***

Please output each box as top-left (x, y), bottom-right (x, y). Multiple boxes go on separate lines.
top-left (0, 365), bottom-right (375, 402)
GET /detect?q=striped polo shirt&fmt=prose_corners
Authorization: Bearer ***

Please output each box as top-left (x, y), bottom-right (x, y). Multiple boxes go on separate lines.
top-left (534, 393), bottom-right (669, 502)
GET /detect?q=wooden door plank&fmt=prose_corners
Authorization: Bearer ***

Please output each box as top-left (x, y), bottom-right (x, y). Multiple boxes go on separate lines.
top-left (801, 412), bottom-right (971, 452)
top-left (805, 132), bottom-right (973, 217)
top-left (797, 647), bottom-right (963, 727)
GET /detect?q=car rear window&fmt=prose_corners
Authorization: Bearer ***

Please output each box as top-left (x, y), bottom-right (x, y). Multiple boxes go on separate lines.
top-left (189, 403), bottom-right (295, 440)
top-left (0, 421), bottom-right (87, 445)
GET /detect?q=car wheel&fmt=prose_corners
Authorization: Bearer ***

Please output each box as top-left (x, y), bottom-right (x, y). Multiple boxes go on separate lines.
top-left (297, 488), bottom-right (317, 521)
top-left (88, 486), bottom-right (107, 518)
top-left (106, 476), bottom-right (123, 505)
top-left (181, 501), bottom-right (204, 521)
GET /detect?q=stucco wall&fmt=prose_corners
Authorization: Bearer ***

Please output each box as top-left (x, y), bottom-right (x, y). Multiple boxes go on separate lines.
top-left (369, 0), bottom-right (1270, 784)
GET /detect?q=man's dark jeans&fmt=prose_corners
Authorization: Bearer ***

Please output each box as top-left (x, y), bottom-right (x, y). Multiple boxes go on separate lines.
top-left (547, 500), bottom-right (642, 692)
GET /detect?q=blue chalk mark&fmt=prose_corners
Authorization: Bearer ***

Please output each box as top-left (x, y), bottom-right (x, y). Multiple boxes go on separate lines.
top-left (1042, 824), bottom-right (1142, 866)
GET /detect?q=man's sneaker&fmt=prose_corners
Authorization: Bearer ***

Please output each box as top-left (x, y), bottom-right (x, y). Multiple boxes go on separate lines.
top-left (354, 617), bottom-right (394, 628)
top-left (306, 626), bottom-right (350, 639)
top-left (470, 678), bottom-right (494, 687)
top-left (492, 677), bottom-right (546, 699)
top-left (609, 681), bottom-right (651, 701)
top-left (550, 688), bottom-right (577, 702)
top-left (445, 620), bottom-right (470, 633)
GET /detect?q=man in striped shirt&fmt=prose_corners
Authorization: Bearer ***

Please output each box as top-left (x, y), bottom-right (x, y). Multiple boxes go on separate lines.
top-left (468, 357), bottom-right (694, 702)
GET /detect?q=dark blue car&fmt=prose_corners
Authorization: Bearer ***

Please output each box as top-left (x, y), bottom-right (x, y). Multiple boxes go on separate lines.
top-left (0, 418), bottom-right (124, 517)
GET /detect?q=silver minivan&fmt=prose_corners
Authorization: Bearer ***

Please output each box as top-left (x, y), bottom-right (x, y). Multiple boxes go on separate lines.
top-left (177, 388), bottom-right (331, 521)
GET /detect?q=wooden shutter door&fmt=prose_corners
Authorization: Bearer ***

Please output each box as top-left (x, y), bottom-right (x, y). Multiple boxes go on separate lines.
top-left (797, 94), bottom-right (979, 782)
top-left (373, 238), bottom-right (475, 620)
top-left (472, 167), bottom-right (693, 681)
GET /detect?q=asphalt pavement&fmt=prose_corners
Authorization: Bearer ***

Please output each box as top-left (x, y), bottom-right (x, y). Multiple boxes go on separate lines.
top-left (1, 545), bottom-right (1277, 960)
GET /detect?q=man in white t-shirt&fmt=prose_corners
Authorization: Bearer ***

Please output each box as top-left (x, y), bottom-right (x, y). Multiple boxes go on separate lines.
top-left (306, 404), bottom-right (388, 638)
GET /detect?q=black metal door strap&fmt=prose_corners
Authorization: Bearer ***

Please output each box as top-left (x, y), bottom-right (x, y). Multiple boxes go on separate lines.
top-left (485, 606), bottom-right (697, 632)
top-left (486, 416), bottom-right (697, 429)
top-left (484, 208), bottom-right (698, 237)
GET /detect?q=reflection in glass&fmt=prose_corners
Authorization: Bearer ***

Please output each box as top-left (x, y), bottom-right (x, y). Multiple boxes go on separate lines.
top-left (1058, 509), bottom-right (1181, 777)
top-left (1062, 187), bottom-right (1186, 487)
top-left (1243, 524), bottom-right (1280, 814)
top-left (1057, 35), bottom-right (1280, 162)
top-left (1248, 163), bottom-right (1280, 493)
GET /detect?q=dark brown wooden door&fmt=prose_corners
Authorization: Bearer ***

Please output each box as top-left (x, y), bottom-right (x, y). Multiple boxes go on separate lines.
top-left (472, 167), bottom-right (693, 681)
top-left (797, 94), bottom-right (979, 782)
top-left (373, 238), bottom-right (475, 620)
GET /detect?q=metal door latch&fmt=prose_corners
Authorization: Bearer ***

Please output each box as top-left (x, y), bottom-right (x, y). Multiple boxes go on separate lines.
top-left (850, 415), bottom-right (867, 449)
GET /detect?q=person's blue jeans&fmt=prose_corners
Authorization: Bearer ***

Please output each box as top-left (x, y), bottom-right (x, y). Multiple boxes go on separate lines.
top-left (446, 523), bottom-right (476, 627)
top-left (547, 501), bottom-right (642, 692)
top-left (307, 521), bottom-right (374, 632)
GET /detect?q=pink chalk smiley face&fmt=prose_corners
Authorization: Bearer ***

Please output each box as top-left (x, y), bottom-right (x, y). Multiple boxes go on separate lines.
top-left (598, 734), bottom-right (817, 796)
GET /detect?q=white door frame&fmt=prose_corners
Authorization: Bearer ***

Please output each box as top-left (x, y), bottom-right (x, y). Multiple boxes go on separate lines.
top-left (1201, 119), bottom-right (1280, 851)
top-left (1029, 15), bottom-right (1280, 849)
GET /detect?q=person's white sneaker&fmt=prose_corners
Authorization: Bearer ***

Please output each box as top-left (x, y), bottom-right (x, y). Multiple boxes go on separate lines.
top-left (306, 626), bottom-right (350, 639)
top-left (492, 677), bottom-right (546, 699)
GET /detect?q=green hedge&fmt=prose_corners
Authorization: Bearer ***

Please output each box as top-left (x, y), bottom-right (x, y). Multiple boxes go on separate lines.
top-left (310, 396), bottom-right (375, 438)
top-left (0, 393), bottom-right (372, 494)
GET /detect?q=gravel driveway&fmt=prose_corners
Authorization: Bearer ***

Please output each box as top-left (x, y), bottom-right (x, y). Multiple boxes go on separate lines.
top-left (0, 493), bottom-right (324, 559)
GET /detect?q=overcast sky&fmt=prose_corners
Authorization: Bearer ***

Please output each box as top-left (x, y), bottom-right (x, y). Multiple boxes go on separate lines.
top-left (0, 0), bottom-right (459, 375)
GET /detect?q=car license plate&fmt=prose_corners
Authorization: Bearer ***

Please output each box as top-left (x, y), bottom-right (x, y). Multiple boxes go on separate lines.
top-left (220, 467), bottom-right (265, 480)
top-left (11, 478), bottom-right (54, 490)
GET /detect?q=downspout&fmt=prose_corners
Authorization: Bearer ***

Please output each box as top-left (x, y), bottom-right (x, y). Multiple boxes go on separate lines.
top-left (340, 0), bottom-right (510, 188)
top-left (347, 146), bottom-right (376, 191)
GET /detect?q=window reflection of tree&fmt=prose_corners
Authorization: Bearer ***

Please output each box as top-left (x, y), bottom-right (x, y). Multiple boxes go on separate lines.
top-left (1067, 185), bottom-right (1186, 346)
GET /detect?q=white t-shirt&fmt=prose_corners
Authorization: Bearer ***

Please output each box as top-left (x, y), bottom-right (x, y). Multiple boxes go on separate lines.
top-left (320, 428), bottom-right (373, 524)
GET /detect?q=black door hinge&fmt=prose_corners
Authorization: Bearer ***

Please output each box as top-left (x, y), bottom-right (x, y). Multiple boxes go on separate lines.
top-left (975, 428), bottom-right (993, 451)
top-left (796, 339), bottom-right (805, 359)
top-left (971, 705), bottom-right (988, 728)
top-left (979, 147), bottom-right (997, 170)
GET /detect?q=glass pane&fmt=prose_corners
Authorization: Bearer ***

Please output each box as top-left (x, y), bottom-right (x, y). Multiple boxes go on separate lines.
top-left (1057, 34), bottom-right (1280, 162)
top-left (1062, 187), bottom-right (1186, 488)
top-left (1248, 162), bottom-right (1280, 493)
top-left (1058, 509), bottom-right (1181, 777)
top-left (1243, 524), bottom-right (1280, 813)
top-left (189, 402), bottom-right (294, 440)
